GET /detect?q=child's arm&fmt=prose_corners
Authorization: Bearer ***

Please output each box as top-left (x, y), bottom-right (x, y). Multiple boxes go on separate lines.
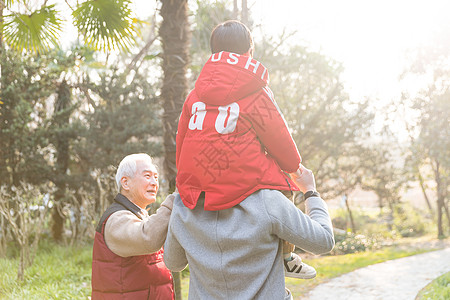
top-left (248, 87), bottom-right (301, 173)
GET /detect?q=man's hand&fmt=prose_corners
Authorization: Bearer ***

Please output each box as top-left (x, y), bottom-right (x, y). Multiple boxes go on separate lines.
top-left (290, 164), bottom-right (316, 193)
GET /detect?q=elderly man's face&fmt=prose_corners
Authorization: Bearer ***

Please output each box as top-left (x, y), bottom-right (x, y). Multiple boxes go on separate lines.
top-left (127, 160), bottom-right (159, 209)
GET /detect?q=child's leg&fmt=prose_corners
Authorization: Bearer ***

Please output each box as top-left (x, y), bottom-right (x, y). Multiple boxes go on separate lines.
top-left (281, 190), bottom-right (317, 279)
top-left (280, 190), bottom-right (296, 259)
top-left (284, 252), bottom-right (317, 279)
top-left (283, 240), bottom-right (295, 260)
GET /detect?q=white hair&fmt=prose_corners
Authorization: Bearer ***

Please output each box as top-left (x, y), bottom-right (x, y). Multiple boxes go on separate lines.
top-left (115, 153), bottom-right (154, 192)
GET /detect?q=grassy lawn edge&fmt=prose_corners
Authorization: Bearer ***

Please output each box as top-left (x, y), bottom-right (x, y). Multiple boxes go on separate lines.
top-left (415, 271), bottom-right (450, 300)
top-left (285, 246), bottom-right (436, 298)
top-left (0, 238), bottom-right (447, 299)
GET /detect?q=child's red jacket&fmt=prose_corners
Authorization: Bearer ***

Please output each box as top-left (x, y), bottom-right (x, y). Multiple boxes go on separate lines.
top-left (176, 51), bottom-right (301, 211)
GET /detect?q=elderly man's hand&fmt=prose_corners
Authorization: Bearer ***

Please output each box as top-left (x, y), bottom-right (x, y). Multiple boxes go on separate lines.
top-left (290, 164), bottom-right (316, 193)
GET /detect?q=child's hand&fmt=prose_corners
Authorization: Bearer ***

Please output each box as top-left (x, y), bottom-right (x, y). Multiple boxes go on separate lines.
top-left (289, 164), bottom-right (316, 193)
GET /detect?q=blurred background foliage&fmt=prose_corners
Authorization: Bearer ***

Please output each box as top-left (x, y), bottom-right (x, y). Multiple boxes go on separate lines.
top-left (0, 0), bottom-right (448, 297)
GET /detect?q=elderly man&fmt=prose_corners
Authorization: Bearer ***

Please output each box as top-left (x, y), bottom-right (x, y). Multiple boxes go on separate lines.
top-left (91, 153), bottom-right (174, 299)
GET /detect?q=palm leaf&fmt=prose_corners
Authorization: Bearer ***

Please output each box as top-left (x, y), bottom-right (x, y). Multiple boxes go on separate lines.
top-left (3, 0), bottom-right (16, 8)
top-left (72, 0), bottom-right (138, 52)
top-left (2, 4), bottom-right (63, 53)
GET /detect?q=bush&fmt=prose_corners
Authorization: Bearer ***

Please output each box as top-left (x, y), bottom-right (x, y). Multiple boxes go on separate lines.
top-left (331, 202), bottom-right (434, 241)
top-left (392, 203), bottom-right (428, 237)
top-left (331, 208), bottom-right (395, 237)
top-left (332, 232), bottom-right (383, 255)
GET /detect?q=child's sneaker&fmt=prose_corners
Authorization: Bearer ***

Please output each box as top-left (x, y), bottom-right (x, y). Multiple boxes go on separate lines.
top-left (284, 253), bottom-right (316, 279)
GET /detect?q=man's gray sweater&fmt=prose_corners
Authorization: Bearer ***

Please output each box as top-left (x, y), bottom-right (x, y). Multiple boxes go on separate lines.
top-left (164, 189), bottom-right (334, 299)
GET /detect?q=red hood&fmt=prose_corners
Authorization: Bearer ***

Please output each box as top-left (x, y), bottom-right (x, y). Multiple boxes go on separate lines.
top-left (194, 51), bottom-right (269, 106)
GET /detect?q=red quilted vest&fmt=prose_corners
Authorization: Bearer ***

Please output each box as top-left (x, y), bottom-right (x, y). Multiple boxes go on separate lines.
top-left (176, 51), bottom-right (301, 211)
top-left (91, 194), bottom-right (174, 300)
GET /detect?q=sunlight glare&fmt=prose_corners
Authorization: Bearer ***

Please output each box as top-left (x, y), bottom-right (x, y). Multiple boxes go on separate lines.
top-left (254, 0), bottom-right (450, 100)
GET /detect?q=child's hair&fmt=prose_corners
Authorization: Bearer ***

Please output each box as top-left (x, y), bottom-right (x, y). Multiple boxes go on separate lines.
top-left (210, 20), bottom-right (254, 55)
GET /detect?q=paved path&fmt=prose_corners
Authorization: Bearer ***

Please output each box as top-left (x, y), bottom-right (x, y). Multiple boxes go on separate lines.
top-left (306, 247), bottom-right (450, 300)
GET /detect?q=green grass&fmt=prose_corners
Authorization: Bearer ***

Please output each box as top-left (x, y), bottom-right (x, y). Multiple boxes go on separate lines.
top-left (416, 271), bottom-right (450, 300)
top-left (179, 246), bottom-right (433, 299)
top-left (180, 274), bottom-right (190, 299)
top-left (285, 247), bottom-right (431, 298)
top-left (0, 240), bottom-right (439, 299)
top-left (0, 242), bottom-right (92, 299)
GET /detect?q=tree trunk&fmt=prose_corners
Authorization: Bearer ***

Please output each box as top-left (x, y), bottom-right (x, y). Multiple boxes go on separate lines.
top-left (387, 197), bottom-right (395, 216)
top-left (377, 194), bottom-right (383, 213)
top-left (159, 0), bottom-right (190, 191)
top-left (241, 0), bottom-right (248, 25)
top-left (0, 215), bottom-right (6, 257)
top-left (417, 172), bottom-right (433, 214)
top-left (344, 194), bottom-right (356, 232)
top-left (433, 160), bottom-right (444, 238)
top-left (442, 174), bottom-right (450, 232)
top-left (17, 247), bottom-right (25, 281)
top-left (443, 200), bottom-right (450, 235)
top-left (0, 3), bottom-right (6, 187)
top-left (51, 198), bottom-right (65, 242)
top-left (233, 0), bottom-right (238, 19)
top-left (51, 80), bottom-right (71, 242)
top-left (437, 196), bottom-right (444, 238)
top-left (73, 192), bottom-right (83, 242)
top-left (159, 1), bottom-right (191, 298)
top-left (0, 2), bottom-right (3, 48)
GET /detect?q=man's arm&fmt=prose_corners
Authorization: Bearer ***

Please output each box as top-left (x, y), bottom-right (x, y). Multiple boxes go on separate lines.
top-left (163, 195), bottom-right (188, 271)
top-left (104, 193), bottom-right (175, 257)
top-left (264, 165), bottom-right (334, 254)
top-left (163, 226), bottom-right (188, 272)
top-left (264, 191), bottom-right (334, 255)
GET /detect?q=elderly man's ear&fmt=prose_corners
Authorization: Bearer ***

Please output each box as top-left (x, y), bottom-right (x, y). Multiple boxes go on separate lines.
top-left (120, 177), bottom-right (130, 191)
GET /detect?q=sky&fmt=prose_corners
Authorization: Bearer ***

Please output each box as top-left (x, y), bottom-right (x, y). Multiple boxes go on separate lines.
top-left (252, 0), bottom-right (450, 101)
top-left (131, 0), bottom-right (450, 104)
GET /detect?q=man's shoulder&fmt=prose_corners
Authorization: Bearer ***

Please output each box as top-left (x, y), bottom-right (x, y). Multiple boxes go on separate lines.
top-left (172, 193), bottom-right (183, 207)
top-left (170, 193), bottom-right (189, 217)
top-left (105, 209), bottom-right (138, 228)
top-left (96, 202), bottom-right (128, 232)
top-left (103, 202), bottom-right (128, 219)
